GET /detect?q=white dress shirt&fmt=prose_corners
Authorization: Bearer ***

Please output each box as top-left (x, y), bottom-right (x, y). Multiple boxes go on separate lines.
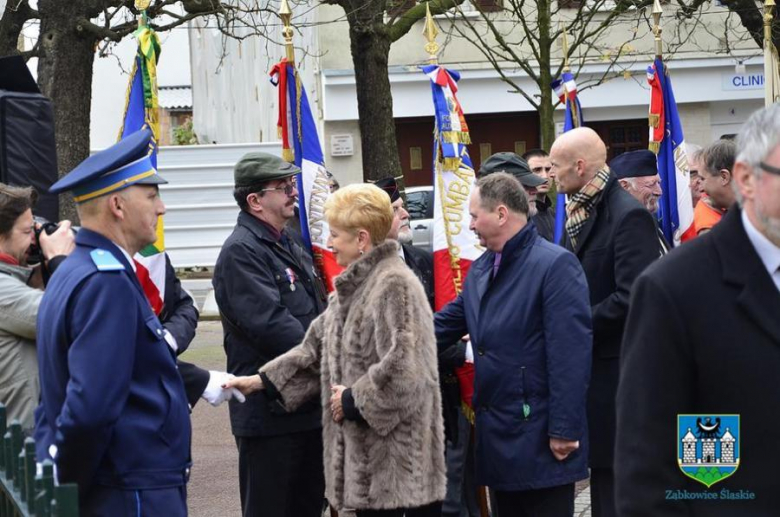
top-left (742, 209), bottom-right (780, 294)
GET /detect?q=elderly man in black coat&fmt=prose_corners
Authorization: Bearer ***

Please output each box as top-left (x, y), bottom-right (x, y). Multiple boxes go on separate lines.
top-left (549, 127), bottom-right (660, 517)
top-left (609, 149), bottom-right (670, 256)
top-left (616, 104), bottom-right (780, 516)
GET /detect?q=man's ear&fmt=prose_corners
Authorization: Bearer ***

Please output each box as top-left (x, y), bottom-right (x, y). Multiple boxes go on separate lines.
top-left (732, 162), bottom-right (755, 202)
top-left (618, 179), bottom-right (631, 191)
top-left (496, 204), bottom-right (508, 224)
top-left (720, 169), bottom-right (732, 185)
top-left (247, 193), bottom-right (263, 213)
top-left (107, 193), bottom-right (125, 221)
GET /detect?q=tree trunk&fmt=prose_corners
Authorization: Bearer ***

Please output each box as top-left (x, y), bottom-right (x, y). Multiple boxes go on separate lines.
top-left (536, 0), bottom-right (555, 151)
top-left (0, 2), bottom-right (33, 56)
top-left (36, 1), bottom-right (97, 223)
top-left (344, 2), bottom-right (403, 183)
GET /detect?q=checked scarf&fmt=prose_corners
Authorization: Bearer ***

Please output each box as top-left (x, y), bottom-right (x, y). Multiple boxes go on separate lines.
top-left (565, 168), bottom-right (611, 249)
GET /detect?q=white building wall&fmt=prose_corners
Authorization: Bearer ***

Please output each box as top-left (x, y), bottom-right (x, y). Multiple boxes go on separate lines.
top-left (90, 12), bottom-right (192, 149)
top-left (188, 9), bottom-right (321, 146)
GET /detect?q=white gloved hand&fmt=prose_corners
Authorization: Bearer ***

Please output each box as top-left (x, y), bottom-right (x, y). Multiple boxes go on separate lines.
top-left (202, 371), bottom-right (246, 406)
top-left (465, 340), bottom-right (474, 364)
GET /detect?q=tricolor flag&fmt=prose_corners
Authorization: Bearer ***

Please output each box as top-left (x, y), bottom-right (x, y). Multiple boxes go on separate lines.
top-left (423, 64), bottom-right (483, 421)
top-left (120, 18), bottom-right (166, 313)
top-left (647, 58), bottom-right (694, 246)
top-left (270, 59), bottom-right (342, 290)
top-left (550, 71), bottom-right (583, 244)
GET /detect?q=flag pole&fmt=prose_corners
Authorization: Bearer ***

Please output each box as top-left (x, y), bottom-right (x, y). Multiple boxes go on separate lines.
top-left (559, 22), bottom-right (580, 128)
top-left (423, 2), bottom-right (440, 65)
top-left (135, 0), bottom-right (150, 27)
top-left (280, 0), bottom-right (296, 65)
top-left (764, 0), bottom-right (779, 105)
top-left (653, 0), bottom-right (664, 60)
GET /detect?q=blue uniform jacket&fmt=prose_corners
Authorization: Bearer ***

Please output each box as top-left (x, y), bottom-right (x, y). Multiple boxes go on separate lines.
top-left (34, 229), bottom-right (192, 494)
top-left (435, 222), bottom-right (592, 491)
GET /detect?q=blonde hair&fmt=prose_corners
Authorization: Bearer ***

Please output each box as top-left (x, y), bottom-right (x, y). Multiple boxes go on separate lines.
top-left (324, 183), bottom-right (393, 245)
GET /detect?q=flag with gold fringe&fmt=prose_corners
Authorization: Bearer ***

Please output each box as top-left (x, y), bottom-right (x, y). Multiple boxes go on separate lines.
top-left (424, 63), bottom-right (482, 422)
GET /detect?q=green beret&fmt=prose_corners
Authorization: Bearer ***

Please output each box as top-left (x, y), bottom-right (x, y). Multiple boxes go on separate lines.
top-left (234, 152), bottom-right (300, 187)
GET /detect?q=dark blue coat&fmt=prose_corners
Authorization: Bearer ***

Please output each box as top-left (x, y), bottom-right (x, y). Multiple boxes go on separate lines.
top-left (435, 223), bottom-right (592, 491)
top-left (34, 229), bottom-right (191, 499)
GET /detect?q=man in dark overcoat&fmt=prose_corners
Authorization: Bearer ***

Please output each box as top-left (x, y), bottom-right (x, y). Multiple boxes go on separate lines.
top-left (549, 127), bottom-right (660, 517)
top-left (435, 173), bottom-right (592, 517)
top-left (615, 104), bottom-right (780, 516)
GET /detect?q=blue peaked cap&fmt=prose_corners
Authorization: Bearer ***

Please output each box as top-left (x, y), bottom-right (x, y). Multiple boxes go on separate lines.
top-left (609, 149), bottom-right (659, 180)
top-left (49, 129), bottom-right (167, 203)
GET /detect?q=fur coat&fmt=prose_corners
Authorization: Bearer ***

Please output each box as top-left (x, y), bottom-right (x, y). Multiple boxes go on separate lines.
top-left (260, 240), bottom-right (446, 511)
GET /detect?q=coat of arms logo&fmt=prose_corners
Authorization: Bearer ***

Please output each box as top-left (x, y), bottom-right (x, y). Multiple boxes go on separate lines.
top-left (677, 414), bottom-right (740, 488)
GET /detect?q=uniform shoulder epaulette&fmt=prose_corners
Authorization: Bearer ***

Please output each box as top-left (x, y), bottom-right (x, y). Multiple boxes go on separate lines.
top-left (90, 249), bottom-right (125, 271)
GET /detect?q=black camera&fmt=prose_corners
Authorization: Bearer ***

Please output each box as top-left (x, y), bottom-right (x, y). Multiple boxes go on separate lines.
top-left (27, 216), bottom-right (61, 266)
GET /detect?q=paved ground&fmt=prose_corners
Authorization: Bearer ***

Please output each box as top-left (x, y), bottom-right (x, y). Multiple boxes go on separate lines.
top-left (182, 321), bottom-right (592, 517)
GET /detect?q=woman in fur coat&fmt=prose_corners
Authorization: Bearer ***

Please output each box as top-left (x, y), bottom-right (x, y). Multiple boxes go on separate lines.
top-left (226, 183), bottom-right (446, 516)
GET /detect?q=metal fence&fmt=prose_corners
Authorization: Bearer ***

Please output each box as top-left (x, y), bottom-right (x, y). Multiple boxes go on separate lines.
top-left (156, 142), bottom-right (283, 269)
top-left (0, 405), bottom-right (78, 517)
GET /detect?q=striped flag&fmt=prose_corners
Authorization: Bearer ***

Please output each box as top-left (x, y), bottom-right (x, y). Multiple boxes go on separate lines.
top-left (550, 71), bottom-right (583, 244)
top-left (120, 20), bottom-right (166, 312)
top-left (423, 64), bottom-right (483, 421)
top-left (647, 59), bottom-right (694, 246)
top-left (270, 59), bottom-right (342, 290)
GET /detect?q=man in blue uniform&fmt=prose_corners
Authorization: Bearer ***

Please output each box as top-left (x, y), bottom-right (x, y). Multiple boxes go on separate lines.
top-left (34, 129), bottom-right (192, 515)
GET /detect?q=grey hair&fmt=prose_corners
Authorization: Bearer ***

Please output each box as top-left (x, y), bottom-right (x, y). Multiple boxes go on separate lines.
top-left (476, 172), bottom-right (529, 216)
top-left (733, 105), bottom-right (780, 204)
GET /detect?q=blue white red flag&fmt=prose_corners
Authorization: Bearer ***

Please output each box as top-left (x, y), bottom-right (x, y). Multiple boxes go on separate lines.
top-left (423, 64), bottom-right (482, 421)
top-left (647, 58), bottom-right (694, 246)
top-left (550, 71), bottom-right (583, 244)
top-left (270, 60), bottom-right (342, 290)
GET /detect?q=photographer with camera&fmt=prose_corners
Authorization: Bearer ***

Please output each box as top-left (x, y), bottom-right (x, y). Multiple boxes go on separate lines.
top-left (0, 182), bottom-right (75, 433)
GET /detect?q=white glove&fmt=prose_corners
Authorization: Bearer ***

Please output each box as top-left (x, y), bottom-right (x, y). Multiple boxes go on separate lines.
top-left (202, 371), bottom-right (246, 406)
top-left (465, 340), bottom-right (474, 364)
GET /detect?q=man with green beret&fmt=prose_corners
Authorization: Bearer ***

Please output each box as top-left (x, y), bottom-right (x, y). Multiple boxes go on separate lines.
top-left (213, 152), bottom-right (328, 517)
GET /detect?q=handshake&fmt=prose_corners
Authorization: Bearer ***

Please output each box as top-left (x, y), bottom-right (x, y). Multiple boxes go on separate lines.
top-left (202, 371), bottom-right (247, 407)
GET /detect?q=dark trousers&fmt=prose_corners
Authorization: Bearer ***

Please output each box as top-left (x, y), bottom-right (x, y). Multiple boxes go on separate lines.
top-left (590, 467), bottom-right (617, 517)
top-left (236, 429), bottom-right (324, 517)
top-left (493, 483), bottom-right (574, 517)
top-left (355, 500), bottom-right (442, 517)
top-left (443, 410), bottom-right (481, 517)
top-left (81, 485), bottom-right (186, 517)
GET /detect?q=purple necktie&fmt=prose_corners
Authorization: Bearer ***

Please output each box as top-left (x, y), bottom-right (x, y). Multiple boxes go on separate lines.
top-left (492, 252), bottom-right (502, 280)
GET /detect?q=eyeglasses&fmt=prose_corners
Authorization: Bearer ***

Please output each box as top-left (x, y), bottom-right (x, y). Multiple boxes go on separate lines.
top-left (260, 180), bottom-right (297, 196)
top-left (760, 162), bottom-right (780, 176)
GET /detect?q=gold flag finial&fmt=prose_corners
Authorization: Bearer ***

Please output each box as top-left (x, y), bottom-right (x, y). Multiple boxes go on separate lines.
top-left (652, 0), bottom-right (664, 58)
top-left (280, 0), bottom-right (295, 64)
top-left (423, 3), bottom-right (440, 64)
top-left (560, 21), bottom-right (571, 72)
